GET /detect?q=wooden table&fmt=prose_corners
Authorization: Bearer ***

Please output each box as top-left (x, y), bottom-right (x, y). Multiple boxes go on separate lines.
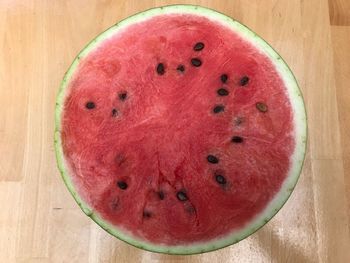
top-left (1, 1), bottom-right (349, 262)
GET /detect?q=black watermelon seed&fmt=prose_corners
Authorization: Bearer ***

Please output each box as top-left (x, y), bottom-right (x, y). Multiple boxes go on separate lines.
top-left (191, 58), bottom-right (202, 67)
top-left (143, 211), bottom-right (152, 218)
top-left (256, 102), bottom-right (268, 112)
top-left (158, 191), bottom-right (165, 200)
top-left (156, 63), bottom-right (165, 75)
top-left (217, 88), bottom-right (229, 96)
top-left (220, 74), bottom-right (228, 83)
top-left (213, 105), bottom-right (225, 113)
top-left (117, 181), bottom-right (128, 190)
top-left (177, 64), bottom-right (185, 72)
top-left (111, 108), bottom-right (118, 117)
top-left (207, 155), bottom-right (219, 164)
top-left (193, 42), bottom-right (205, 51)
top-left (231, 136), bottom-right (243, 143)
top-left (240, 76), bottom-right (249, 86)
top-left (118, 92), bottom-right (127, 101)
top-left (215, 174), bottom-right (227, 185)
top-left (177, 191), bottom-right (188, 201)
top-left (86, 101), bottom-right (95, 109)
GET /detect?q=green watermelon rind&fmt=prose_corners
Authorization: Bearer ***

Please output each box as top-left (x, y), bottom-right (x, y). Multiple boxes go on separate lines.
top-left (54, 4), bottom-right (307, 255)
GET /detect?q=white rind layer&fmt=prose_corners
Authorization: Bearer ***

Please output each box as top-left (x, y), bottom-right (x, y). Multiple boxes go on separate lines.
top-left (54, 5), bottom-right (307, 255)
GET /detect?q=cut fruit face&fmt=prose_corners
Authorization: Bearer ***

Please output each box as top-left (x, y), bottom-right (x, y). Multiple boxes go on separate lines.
top-left (55, 5), bottom-right (307, 255)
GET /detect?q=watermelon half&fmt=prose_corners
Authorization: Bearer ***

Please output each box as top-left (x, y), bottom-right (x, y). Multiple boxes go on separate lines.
top-left (55, 5), bottom-right (307, 254)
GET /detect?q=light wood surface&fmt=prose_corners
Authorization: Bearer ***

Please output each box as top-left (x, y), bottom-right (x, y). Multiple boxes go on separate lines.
top-left (1, 0), bottom-right (349, 262)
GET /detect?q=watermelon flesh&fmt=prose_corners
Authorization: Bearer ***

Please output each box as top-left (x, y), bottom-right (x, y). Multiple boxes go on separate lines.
top-left (56, 5), bottom-right (306, 254)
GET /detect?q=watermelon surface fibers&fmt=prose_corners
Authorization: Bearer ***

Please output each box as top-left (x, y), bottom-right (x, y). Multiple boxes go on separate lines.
top-left (55, 5), bottom-right (307, 254)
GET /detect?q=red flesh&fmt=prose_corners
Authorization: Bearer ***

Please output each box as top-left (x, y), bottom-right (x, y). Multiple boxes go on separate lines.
top-left (61, 14), bottom-right (294, 245)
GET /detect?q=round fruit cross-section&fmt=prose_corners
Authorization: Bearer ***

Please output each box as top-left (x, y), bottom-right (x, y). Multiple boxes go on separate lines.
top-left (55, 5), bottom-right (307, 254)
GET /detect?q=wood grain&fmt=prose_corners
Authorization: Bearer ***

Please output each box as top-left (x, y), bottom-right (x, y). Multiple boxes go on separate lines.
top-left (328, 0), bottom-right (350, 25)
top-left (331, 26), bottom-right (350, 228)
top-left (0, 0), bottom-right (349, 262)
